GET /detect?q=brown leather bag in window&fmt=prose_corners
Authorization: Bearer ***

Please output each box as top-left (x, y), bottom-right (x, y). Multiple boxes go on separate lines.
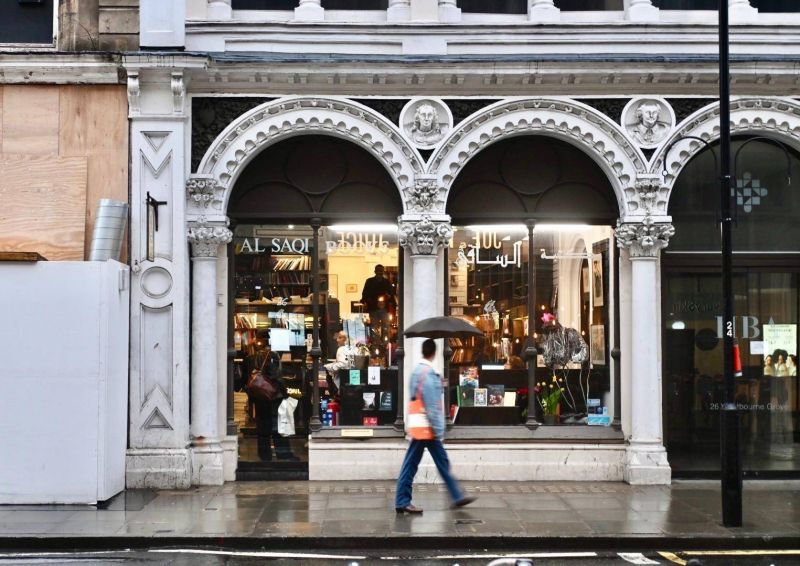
top-left (247, 356), bottom-right (280, 402)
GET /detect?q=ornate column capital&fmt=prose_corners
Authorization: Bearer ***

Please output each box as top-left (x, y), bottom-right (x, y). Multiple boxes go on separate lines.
top-left (615, 216), bottom-right (675, 259)
top-left (399, 214), bottom-right (453, 256)
top-left (187, 219), bottom-right (232, 258)
top-left (186, 176), bottom-right (223, 210)
top-left (406, 177), bottom-right (444, 212)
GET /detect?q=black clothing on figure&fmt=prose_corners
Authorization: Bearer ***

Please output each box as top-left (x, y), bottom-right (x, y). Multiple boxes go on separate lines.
top-left (361, 275), bottom-right (395, 312)
top-left (246, 350), bottom-right (293, 461)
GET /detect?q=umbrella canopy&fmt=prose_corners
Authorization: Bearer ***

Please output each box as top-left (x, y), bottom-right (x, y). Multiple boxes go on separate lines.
top-left (403, 316), bottom-right (484, 340)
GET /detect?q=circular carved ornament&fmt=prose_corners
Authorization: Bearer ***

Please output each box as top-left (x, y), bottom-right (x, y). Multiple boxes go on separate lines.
top-left (141, 266), bottom-right (173, 299)
top-left (621, 97), bottom-right (675, 150)
top-left (399, 98), bottom-right (453, 150)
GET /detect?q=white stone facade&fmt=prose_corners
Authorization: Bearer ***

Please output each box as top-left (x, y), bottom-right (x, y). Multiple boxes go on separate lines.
top-left (118, 1), bottom-right (800, 488)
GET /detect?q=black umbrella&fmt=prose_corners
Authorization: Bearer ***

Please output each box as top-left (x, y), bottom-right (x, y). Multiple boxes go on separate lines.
top-left (403, 316), bottom-right (484, 339)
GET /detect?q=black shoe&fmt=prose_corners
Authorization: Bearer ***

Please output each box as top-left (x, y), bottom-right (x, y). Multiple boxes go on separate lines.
top-left (395, 504), bottom-right (423, 514)
top-left (451, 496), bottom-right (477, 509)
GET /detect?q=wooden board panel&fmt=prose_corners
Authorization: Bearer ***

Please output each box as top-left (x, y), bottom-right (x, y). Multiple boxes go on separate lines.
top-left (85, 86), bottom-right (128, 154)
top-left (2, 86), bottom-right (59, 155)
top-left (58, 85), bottom-right (87, 157)
top-left (0, 156), bottom-right (87, 260)
top-left (0, 86), bottom-right (4, 154)
top-left (80, 86), bottom-right (129, 260)
top-left (85, 150), bottom-right (129, 259)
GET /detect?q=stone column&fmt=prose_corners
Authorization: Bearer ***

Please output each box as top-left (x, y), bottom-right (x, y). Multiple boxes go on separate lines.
top-left (438, 0), bottom-right (461, 23)
top-left (615, 216), bottom-right (674, 485)
top-left (187, 220), bottom-right (232, 486)
top-left (625, 0), bottom-right (658, 23)
top-left (729, 0), bottom-right (758, 23)
top-left (399, 214), bottom-right (453, 374)
top-left (207, 0), bottom-right (232, 19)
top-left (126, 68), bottom-right (192, 490)
top-left (295, 0), bottom-right (324, 21)
top-left (387, 0), bottom-right (411, 22)
top-left (529, 0), bottom-right (559, 23)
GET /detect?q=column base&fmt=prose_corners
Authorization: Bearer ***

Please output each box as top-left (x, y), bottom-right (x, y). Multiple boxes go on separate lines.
top-left (623, 443), bottom-right (671, 485)
top-left (625, 4), bottom-right (659, 22)
top-left (221, 435), bottom-right (238, 482)
top-left (207, 1), bottom-right (232, 19)
top-left (730, 4), bottom-right (758, 24)
top-left (529, 6), bottom-right (560, 23)
top-left (438, 5), bottom-right (461, 23)
top-left (191, 439), bottom-right (225, 486)
top-left (294, 4), bottom-right (325, 22)
top-left (126, 448), bottom-right (191, 489)
top-left (387, 5), bottom-right (411, 22)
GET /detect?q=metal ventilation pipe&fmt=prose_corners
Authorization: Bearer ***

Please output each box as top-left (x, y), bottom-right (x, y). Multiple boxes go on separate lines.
top-left (89, 199), bottom-right (128, 261)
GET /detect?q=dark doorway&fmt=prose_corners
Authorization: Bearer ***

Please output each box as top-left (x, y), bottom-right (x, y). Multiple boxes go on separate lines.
top-left (227, 135), bottom-right (403, 480)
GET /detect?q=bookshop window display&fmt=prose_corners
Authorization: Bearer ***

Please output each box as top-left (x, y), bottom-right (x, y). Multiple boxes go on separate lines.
top-left (232, 223), bottom-right (401, 454)
top-left (447, 224), bottom-right (614, 427)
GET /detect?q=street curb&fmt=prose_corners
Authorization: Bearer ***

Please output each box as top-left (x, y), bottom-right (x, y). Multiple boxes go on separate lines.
top-left (1, 535), bottom-right (800, 552)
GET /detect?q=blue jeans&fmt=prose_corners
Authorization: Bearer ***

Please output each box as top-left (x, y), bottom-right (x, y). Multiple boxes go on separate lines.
top-left (395, 439), bottom-right (465, 508)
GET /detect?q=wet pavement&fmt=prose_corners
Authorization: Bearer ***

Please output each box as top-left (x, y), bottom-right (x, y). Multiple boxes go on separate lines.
top-left (0, 480), bottom-right (799, 550)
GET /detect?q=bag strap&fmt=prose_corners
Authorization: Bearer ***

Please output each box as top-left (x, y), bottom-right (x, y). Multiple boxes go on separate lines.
top-left (414, 366), bottom-right (430, 401)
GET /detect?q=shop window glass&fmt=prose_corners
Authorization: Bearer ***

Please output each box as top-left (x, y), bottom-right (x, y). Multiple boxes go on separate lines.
top-left (233, 0), bottom-right (388, 7)
top-left (457, 0), bottom-right (527, 14)
top-left (0, 0), bottom-right (53, 44)
top-left (668, 137), bottom-right (800, 253)
top-left (558, 0), bottom-right (623, 10)
top-left (446, 225), bottom-right (613, 426)
top-left (751, 0), bottom-right (800, 12)
top-left (232, 223), bottom-right (400, 453)
top-left (664, 269), bottom-right (800, 473)
top-left (652, 0), bottom-right (717, 8)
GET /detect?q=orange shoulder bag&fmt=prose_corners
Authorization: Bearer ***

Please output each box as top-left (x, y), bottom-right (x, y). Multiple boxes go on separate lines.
top-left (406, 369), bottom-right (435, 440)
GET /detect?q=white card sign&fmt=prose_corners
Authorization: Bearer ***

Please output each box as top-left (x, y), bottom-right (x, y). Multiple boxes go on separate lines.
top-left (367, 366), bottom-right (381, 385)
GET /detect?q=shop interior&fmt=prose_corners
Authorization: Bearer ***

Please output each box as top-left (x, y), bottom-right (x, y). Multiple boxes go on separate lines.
top-left (232, 224), bottom-right (400, 465)
top-left (446, 224), bottom-right (614, 427)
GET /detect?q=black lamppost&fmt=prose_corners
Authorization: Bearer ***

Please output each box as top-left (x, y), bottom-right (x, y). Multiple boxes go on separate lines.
top-left (718, 0), bottom-right (742, 528)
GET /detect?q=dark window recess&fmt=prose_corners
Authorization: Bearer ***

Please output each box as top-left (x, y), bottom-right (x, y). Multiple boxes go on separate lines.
top-left (232, 0), bottom-right (300, 8)
top-left (192, 97), bottom-right (275, 172)
top-left (0, 0), bottom-right (53, 44)
top-left (447, 135), bottom-right (617, 224)
top-left (752, 0), bottom-right (800, 12)
top-left (668, 136), bottom-right (800, 253)
top-left (457, 0), bottom-right (526, 14)
top-left (322, 0), bottom-right (388, 8)
top-left (652, 0), bottom-right (717, 9)
top-left (232, 0), bottom-right (388, 8)
top-left (558, 0), bottom-right (623, 10)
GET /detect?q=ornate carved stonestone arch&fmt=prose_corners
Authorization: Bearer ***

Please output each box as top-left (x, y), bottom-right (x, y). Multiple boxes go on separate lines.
top-left (193, 96), bottom-right (424, 219)
top-left (651, 97), bottom-right (800, 211)
top-left (426, 98), bottom-right (647, 220)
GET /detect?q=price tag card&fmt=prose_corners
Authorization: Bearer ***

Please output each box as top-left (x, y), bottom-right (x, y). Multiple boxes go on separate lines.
top-left (349, 369), bottom-right (361, 385)
top-left (367, 366), bottom-right (381, 385)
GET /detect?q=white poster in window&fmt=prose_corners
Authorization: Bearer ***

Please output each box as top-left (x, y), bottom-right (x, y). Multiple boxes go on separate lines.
top-left (591, 256), bottom-right (604, 307)
top-left (367, 365), bottom-right (381, 385)
top-left (763, 324), bottom-right (797, 358)
top-left (590, 324), bottom-right (606, 366)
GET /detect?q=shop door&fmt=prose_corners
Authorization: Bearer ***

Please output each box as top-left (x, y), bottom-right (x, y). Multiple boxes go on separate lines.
top-left (663, 267), bottom-right (800, 475)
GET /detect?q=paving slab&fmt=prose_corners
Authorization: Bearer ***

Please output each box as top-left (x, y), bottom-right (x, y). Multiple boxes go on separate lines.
top-left (0, 480), bottom-right (799, 551)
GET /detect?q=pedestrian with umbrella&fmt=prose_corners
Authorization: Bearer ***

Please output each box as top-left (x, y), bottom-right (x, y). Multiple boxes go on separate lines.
top-left (394, 317), bottom-right (481, 514)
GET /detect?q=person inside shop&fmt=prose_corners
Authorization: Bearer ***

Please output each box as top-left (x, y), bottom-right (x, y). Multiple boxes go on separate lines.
top-left (323, 331), bottom-right (355, 395)
top-left (361, 264), bottom-right (395, 342)
top-left (504, 355), bottom-right (524, 370)
top-left (247, 329), bottom-right (299, 462)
